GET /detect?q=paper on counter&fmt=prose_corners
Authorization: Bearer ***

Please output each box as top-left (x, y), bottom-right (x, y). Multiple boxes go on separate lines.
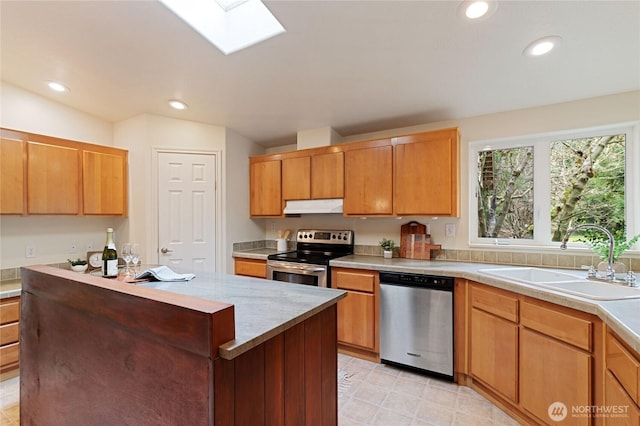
top-left (134, 265), bottom-right (195, 282)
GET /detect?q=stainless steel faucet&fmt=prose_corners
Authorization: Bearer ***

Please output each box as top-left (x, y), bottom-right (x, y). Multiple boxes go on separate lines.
top-left (560, 223), bottom-right (616, 281)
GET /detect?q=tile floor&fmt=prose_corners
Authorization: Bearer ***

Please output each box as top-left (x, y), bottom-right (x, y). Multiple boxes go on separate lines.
top-left (0, 355), bottom-right (521, 425)
top-left (337, 354), bottom-right (520, 425)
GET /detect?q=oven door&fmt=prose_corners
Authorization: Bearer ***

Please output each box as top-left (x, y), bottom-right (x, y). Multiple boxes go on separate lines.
top-left (266, 260), bottom-right (327, 287)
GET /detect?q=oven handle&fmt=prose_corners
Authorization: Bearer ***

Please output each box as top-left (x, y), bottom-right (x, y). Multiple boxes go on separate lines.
top-left (267, 262), bottom-right (326, 273)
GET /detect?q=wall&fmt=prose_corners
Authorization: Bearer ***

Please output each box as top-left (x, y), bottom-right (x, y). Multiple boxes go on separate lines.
top-left (0, 82), bottom-right (124, 269)
top-left (264, 90), bottom-right (640, 257)
top-left (224, 129), bottom-right (267, 272)
top-left (114, 114), bottom-right (232, 272)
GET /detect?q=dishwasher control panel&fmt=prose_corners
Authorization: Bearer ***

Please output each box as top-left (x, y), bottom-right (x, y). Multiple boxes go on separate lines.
top-left (379, 272), bottom-right (453, 291)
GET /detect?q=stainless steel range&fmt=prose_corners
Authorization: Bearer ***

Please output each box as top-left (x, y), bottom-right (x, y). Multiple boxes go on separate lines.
top-left (266, 229), bottom-right (354, 287)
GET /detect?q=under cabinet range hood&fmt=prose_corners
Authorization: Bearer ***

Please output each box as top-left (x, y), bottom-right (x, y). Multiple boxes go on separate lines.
top-left (283, 198), bottom-right (344, 214)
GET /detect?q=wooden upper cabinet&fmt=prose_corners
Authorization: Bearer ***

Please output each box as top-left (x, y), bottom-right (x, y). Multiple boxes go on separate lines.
top-left (344, 141), bottom-right (393, 216)
top-left (250, 159), bottom-right (282, 216)
top-left (83, 148), bottom-right (127, 215)
top-left (1, 128), bottom-right (128, 216)
top-left (0, 135), bottom-right (25, 214)
top-left (282, 151), bottom-right (344, 201)
top-left (282, 156), bottom-right (310, 200)
top-left (394, 128), bottom-right (459, 216)
top-left (27, 141), bottom-right (81, 214)
top-left (311, 151), bottom-right (344, 199)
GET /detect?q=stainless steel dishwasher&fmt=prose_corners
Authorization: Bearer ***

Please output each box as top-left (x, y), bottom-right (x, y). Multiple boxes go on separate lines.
top-left (379, 271), bottom-right (454, 379)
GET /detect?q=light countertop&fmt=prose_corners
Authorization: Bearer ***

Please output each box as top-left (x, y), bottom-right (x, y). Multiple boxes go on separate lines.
top-left (0, 279), bottom-right (21, 299)
top-left (139, 273), bottom-right (345, 359)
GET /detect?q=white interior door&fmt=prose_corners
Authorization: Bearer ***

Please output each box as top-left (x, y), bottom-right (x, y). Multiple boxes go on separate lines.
top-left (158, 152), bottom-right (216, 274)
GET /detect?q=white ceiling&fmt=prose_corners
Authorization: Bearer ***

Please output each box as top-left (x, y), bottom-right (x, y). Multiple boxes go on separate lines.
top-left (1, 1), bottom-right (639, 147)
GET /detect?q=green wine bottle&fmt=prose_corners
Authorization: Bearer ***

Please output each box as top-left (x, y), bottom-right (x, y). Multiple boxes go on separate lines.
top-left (102, 228), bottom-right (118, 278)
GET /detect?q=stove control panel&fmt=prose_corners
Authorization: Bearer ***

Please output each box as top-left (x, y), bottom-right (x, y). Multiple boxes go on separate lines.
top-left (297, 229), bottom-right (354, 245)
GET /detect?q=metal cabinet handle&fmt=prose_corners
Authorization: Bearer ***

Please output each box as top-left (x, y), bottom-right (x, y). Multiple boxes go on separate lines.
top-left (160, 247), bottom-right (173, 254)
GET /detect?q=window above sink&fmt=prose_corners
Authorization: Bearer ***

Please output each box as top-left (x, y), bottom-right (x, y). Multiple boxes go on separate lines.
top-left (469, 123), bottom-right (640, 252)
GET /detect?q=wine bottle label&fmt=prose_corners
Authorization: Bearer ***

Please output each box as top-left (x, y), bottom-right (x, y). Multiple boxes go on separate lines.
top-left (105, 259), bottom-right (118, 277)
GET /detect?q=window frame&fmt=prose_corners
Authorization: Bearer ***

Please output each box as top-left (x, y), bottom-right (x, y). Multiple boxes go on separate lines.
top-left (468, 122), bottom-right (640, 252)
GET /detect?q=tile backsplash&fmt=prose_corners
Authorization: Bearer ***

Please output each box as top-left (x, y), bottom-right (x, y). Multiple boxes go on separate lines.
top-left (4, 243), bottom-right (638, 282)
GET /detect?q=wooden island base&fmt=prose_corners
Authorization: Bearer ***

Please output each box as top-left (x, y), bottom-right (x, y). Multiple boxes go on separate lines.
top-left (20, 266), bottom-right (339, 425)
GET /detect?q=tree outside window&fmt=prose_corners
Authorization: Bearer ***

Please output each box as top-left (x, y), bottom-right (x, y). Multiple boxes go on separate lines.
top-left (471, 124), bottom-right (635, 249)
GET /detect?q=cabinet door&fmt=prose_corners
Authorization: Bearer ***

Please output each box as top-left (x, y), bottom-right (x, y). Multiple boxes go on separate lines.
top-left (605, 370), bottom-right (640, 426)
top-left (27, 141), bottom-right (80, 214)
top-left (520, 328), bottom-right (591, 425)
top-left (344, 144), bottom-right (393, 215)
top-left (83, 149), bottom-right (127, 215)
top-left (470, 307), bottom-right (518, 402)
top-left (250, 159), bottom-right (282, 216)
top-left (0, 136), bottom-right (25, 214)
top-left (337, 290), bottom-right (375, 350)
top-left (311, 151), bottom-right (344, 199)
top-left (282, 156), bottom-right (310, 200)
top-left (394, 129), bottom-right (458, 216)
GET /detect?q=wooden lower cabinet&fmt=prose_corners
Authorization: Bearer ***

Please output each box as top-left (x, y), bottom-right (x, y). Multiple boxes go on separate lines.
top-left (233, 258), bottom-right (267, 279)
top-left (470, 307), bottom-right (518, 402)
top-left (337, 291), bottom-right (375, 349)
top-left (604, 371), bottom-right (640, 425)
top-left (465, 281), bottom-right (601, 425)
top-left (605, 330), bottom-right (640, 425)
top-left (332, 267), bottom-right (379, 359)
top-left (0, 296), bottom-right (20, 379)
top-left (520, 327), bottom-right (591, 425)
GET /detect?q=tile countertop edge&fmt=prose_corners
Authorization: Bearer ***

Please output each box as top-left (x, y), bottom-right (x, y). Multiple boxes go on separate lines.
top-left (331, 255), bottom-right (640, 354)
top-left (218, 292), bottom-right (346, 360)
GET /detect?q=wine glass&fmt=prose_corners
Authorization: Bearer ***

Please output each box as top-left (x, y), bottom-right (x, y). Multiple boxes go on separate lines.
top-left (121, 243), bottom-right (132, 275)
top-left (130, 243), bottom-right (141, 274)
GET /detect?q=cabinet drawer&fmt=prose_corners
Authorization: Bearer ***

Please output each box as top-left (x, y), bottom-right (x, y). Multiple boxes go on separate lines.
top-left (234, 259), bottom-right (266, 278)
top-left (0, 299), bottom-right (20, 325)
top-left (0, 322), bottom-right (19, 346)
top-left (607, 332), bottom-right (640, 404)
top-left (470, 284), bottom-right (518, 322)
top-left (0, 342), bottom-right (19, 369)
top-left (334, 269), bottom-right (376, 293)
top-left (521, 300), bottom-right (592, 351)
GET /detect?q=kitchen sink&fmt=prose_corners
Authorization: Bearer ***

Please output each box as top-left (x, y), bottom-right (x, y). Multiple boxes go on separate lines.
top-left (478, 267), bottom-right (640, 300)
top-left (478, 267), bottom-right (584, 283)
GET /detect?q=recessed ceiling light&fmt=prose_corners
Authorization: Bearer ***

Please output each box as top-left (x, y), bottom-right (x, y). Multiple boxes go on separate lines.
top-left (523, 36), bottom-right (562, 57)
top-left (159, 0), bottom-right (285, 55)
top-left (458, 1), bottom-right (497, 20)
top-left (168, 100), bottom-right (188, 110)
top-left (46, 81), bottom-right (68, 93)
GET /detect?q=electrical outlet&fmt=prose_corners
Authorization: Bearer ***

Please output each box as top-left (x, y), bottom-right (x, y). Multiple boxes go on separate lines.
top-left (69, 244), bottom-right (77, 254)
top-left (26, 245), bottom-right (36, 258)
top-left (445, 223), bottom-right (456, 238)
top-left (270, 222), bottom-right (276, 231)
top-left (426, 224), bottom-right (431, 235)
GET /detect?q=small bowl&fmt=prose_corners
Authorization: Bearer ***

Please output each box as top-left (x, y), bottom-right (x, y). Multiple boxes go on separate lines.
top-left (70, 264), bottom-right (88, 273)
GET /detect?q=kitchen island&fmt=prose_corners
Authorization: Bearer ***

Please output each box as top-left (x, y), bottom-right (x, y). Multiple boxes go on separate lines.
top-left (19, 265), bottom-right (346, 425)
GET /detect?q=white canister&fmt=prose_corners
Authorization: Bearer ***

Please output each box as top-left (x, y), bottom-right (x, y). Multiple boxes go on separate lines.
top-left (276, 238), bottom-right (288, 251)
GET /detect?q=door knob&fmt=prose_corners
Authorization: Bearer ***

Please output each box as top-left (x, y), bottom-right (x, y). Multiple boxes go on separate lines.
top-left (160, 247), bottom-right (173, 254)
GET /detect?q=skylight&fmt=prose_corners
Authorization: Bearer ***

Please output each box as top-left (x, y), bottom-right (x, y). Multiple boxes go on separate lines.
top-left (159, 0), bottom-right (285, 55)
